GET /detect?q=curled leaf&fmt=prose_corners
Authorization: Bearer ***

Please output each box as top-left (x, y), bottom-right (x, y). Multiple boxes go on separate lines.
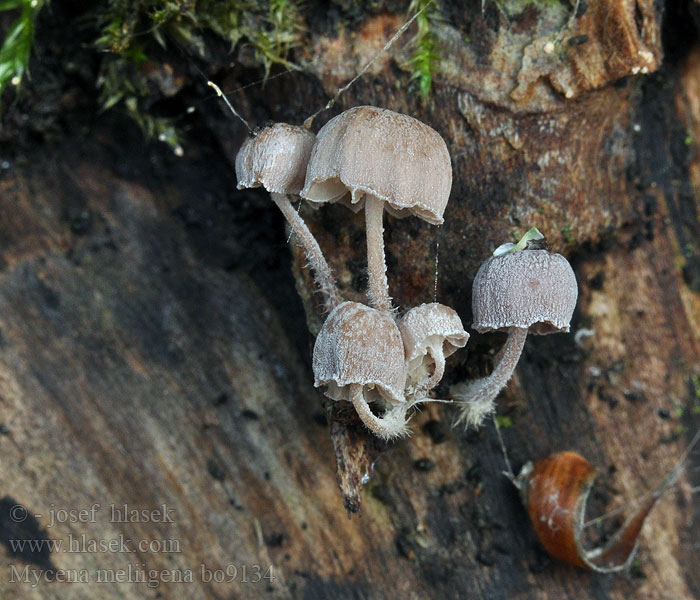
top-left (514, 450), bottom-right (681, 573)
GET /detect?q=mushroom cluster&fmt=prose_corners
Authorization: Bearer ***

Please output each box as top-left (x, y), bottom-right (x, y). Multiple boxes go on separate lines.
top-left (235, 106), bottom-right (468, 439)
top-left (234, 110), bottom-right (578, 440)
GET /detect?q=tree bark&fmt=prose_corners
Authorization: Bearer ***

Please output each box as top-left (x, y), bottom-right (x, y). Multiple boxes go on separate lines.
top-left (1, 1), bottom-right (699, 599)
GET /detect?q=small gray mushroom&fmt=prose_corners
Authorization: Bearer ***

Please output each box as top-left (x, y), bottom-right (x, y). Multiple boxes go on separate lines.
top-left (453, 243), bottom-right (578, 428)
top-left (313, 301), bottom-right (411, 439)
top-left (399, 303), bottom-right (469, 395)
top-left (301, 106), bottom-right (452, 313)
top-left (236, 123), bottom-right (341, 311)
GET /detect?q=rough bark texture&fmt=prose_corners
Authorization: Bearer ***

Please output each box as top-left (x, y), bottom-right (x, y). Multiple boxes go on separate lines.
top-left (1, 1), bottom-right (700, 599)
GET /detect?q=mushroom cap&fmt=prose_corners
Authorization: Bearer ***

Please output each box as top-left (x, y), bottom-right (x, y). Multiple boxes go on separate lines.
top-left (472, 249), bottom-right (578, 335)
top-left (235, 123), bottom-right (315, 195)
top-left (399, 303), bottom-right (469, 372)
top-left (313, 301), bottom-right (407, 405)
top-left (300, 106), bottom-right (452, 225)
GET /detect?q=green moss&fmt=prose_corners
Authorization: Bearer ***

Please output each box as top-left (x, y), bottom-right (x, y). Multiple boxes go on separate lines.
top-left (93, 0), bottom-right (305, 151)
top-left (691, 374), bottom-right (700, 399)
top-left (0, 0), bottom-right (46, 104)
top-left (495, 415), bottom-right (513, 428)
top-left (406, 0), bottom-right (442, 103)
top-left (561, 223), bottom-right (573, 244)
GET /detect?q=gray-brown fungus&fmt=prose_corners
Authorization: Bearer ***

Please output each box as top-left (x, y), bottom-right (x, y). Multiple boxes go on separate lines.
top-left (301, 106), bottom-right (452, 313)
top-left (236, 123), bottom-right (341, 312)
top-left (313, 301), bottom-right (411, 439)
top-left (399, 303), bottom-right (468, 396)
top-left (453, 244), bottom-right (578, 428)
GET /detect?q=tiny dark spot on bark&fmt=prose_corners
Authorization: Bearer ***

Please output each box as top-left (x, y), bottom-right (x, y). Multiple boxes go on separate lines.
top-left (682, 264), bottom-right (694, 286)
top-left (312, 412), bottom-right (328, 426)
top-left (320, 209), bottom-right (342, 236)
top-left (630, 560), bottom-right (647, 579)
top-left (173, 203), bottom-right (203, 229)
top-left (264, 471), bottom-right (271, 480)
top-left (644, 195), bottom-right (657, 216)
top-left (213, 392), bottom-right (229, 406)
top-left (370, 484), bottom-right (392, 506)
top-left (0, 424), bottom-right (9, 435)
top-left (476, 549), bottom-right (495, 566)
top-left (628, 232), bottom-right (644, 250)
top-left (466, 463), bottom-right (482, 485)
top-left (264, 532), bottom-right (285, 547)
top-left (438, 480), bottom-right (466, 496)
top-left (645, 221), bottom-right (655, 241)
top-left (385, 250), bottom-right (398, 271)
top-left (568, 34), bottom-right (589, 46)
top-left (396, 528), bottom-right (416, 560)
top-left (598, 386), bottom-right (619, 408)
top-left (659, 432), bottom-right (682, 444)
top-left (37, 280), bottom-right (60, 309)
top-left (589, 270), bottom-right (605, 290)
top-left (575, 0), bottom-right (587, 17)
top-left (301, 522), bottom-right (307, 530)
top-left (241, 409), bottom-right (259, 420)
top-left (464, 428), bottom-right (484, 444)
top-left (634, 1), bottom-right (644, 37)
top-left (528, 543), bottom-right (552, 573)
top-left (624, 390), bottom-right (646, 403)
top-left (493, 542), bottom-right (510, 555)
top-left (609, 360), bottom-right (625, 374)
top-left (206, 459), bottom-right (226, 481)
top-left (70, 209), bottom-right (92, 235)
top-left (413, 458), bottom-right (435, 472)
top-left (422, 419), bottom-right (448, 444)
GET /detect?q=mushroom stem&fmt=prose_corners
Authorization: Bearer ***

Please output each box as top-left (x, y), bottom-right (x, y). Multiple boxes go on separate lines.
top-left (271, 192), bottom-right (342, 312)
top-left (452, 326), bottom-right (528, 428)
top-left (417, 348), bottom-right (446, 393)
top-left (364, 195), bottom-right (392, 312)
top-left (349, 384), bottom-right (410, 440)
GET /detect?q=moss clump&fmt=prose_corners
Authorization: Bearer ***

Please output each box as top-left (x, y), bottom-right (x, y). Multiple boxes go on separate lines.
top-left (0, 0), bottom-right (46, 103)
top-left (0, 1), bottom-right (307, 148)
top-left (93, 0), bottom-right (305, 152)
top-left (95, 0), bottom-right (305, 74)
top-left (406, 0), bottom-right (442, 102)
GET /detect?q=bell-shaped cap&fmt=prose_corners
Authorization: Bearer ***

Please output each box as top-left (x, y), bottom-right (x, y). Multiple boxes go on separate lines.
top-left (472, 249), bottom-right (578, 335)
top-left (399, 303), bottom-right (469, 373)
top-left (235, 123), bottom-right (315, 195)
top-left (300, 106), bottom-right (452, 225)
top-left (313, 301), bottom-right (407, 404)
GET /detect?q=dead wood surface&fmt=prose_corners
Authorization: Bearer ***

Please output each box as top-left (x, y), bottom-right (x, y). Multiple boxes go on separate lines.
top-left (1, 1), bottom-right (700, 599)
